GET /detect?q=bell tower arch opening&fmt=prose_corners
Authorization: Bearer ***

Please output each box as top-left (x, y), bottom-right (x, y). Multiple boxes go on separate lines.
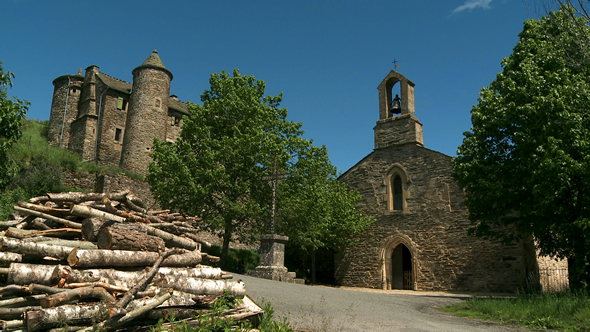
top-left (377, 71), bottom-right (415, 121)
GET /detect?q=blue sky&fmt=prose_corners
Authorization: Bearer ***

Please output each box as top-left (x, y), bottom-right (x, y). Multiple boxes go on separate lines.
top-left (2, 0), bottom-right (549, 173)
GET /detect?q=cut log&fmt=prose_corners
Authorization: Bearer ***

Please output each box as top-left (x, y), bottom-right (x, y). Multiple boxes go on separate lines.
top-left (46, 191), bottom-right (129, 205)
top-left (104, 199), bottom-right (151, 223)
top-left (135, 223), bottom-right (198, 250)
top-left (0, 306), bottom-right (41, 320)
top-left (40, 286), bottom-right (115, 308)
top-left (30, 238), bottom-right (97, 250)
top-left (27, 217), bottom-right (52, 230)
top-left (0, 252), bottom-right (22, 266)
top-left (17, 201), bottom-right (70, 217)
top-left (28, 284), bottom-right (67, 295)
top-left (97, 227), bottom-right (165, 252)
top-left (152, 276), bottom-right (246, 296)
top-left (112, 249), bottom-right (184, 313)
top-left (79, 289), bottom-right (173, 331)
top-left (6, 263), bottom-right (65, 285)
top-left (67, 248), bottom-right (201, 268)
top-left (0, 238), bottom-right (74, 261)
top-left (5, 227), bottom-right (82, 239)
top-left (81, 217), bottom-right (115, 241)
top-left (184, 233), bottom-right (212, 248)
top-left (69, 205), bottom-right (126, 223)
top-left (0, 220), bottom-right (22, 230)
top-left (61, 266), bottom-right (224, 287)
top-left (62, 282), bottom-right (128, 294)
top-left (0, 294), bottom-right (45, 308)
top-left (25, 304), bottom-right (108, 332)
top-left (0, 320), bottom-right (25, 329)
top-left (12, 206), bottom-right (82, 229)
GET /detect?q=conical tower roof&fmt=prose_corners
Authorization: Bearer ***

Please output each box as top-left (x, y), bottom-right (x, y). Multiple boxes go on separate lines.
top-left (132, 50), bottom-right (173, 79)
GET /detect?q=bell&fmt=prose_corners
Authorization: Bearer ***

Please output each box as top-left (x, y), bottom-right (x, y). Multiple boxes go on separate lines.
top-left (390, 94), bottom-right (401, 114)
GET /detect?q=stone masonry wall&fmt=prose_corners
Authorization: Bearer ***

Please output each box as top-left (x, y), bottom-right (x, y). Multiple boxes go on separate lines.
top-left (47, 76), bottom-right (84, 148)
top-left (120, 68), bottom-right (170, 175)
top-left (336, 144), bottom-right (537, 292)
top-left (96, 92), bottom-right (128, 167)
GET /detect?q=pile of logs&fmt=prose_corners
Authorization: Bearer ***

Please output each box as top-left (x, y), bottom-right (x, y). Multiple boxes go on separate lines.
top-left (0, 190), bottom-right (262, 331)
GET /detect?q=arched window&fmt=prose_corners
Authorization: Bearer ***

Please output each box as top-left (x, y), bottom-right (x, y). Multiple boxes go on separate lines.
top-left (384, 163), bottom-right (410, 213)
top-left (393, 175), bottom-right (403, 211)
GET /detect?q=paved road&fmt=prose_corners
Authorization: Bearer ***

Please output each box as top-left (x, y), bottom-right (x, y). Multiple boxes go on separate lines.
top-left (237, 273), bottom-right (531, 332)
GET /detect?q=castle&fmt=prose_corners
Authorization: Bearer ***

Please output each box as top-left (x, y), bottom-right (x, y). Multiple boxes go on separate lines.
top-left (335, 70), bottom-right (568, 292)
top-left (47, 51), bottom-right (187, 175)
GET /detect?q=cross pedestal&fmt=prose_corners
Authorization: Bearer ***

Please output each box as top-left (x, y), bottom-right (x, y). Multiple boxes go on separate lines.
top-left (247, 234), bottom-right (304, 284)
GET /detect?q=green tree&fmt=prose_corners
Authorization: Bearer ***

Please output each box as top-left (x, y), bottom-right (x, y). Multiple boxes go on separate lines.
top-left (453, 7), bottom-right (590, 287)
top-left (0, 61), bottom-right (29, 191)
top-left (279, 144), bottom-right (374, 283)
top-left (147, 69), bottom-right (305, 267)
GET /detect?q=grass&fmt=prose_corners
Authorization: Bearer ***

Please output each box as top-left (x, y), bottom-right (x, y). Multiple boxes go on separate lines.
top-left (0, 119), bottom-right (144, 219)
top-left (443, 290), bottom-right (590, 331)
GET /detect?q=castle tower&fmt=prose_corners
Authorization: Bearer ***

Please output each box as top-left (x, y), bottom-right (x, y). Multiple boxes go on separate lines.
top-left (374, 71), bottom-right (423, 149)
top-left (67, 65), bottom-right (101, 161)
top-left (120, 50), bottom-right (173, 175)
top-left (47, 70), bottom-right (84, 148)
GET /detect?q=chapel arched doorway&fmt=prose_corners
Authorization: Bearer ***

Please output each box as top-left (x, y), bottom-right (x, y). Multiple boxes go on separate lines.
top-left (391, 244), bottom-right (413, 290)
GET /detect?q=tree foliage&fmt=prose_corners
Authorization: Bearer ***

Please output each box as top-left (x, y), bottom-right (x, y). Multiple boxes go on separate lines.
top-left (147, 69), bottom-right (302, 266)
top-left (148, 69), bottom-right (372, 269)
top-left (279, 144), bottom-right (374, 282)
top-left (453, 6), bottom-right (590, 287)
top-left (0, 61), bottom-right (28, 191)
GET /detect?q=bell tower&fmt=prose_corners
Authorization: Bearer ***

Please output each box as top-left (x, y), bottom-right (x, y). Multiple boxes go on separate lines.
top-left (374, 71), bottom-right (423, 149)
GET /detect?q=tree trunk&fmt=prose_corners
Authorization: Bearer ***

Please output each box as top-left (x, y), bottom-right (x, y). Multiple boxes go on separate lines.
top-left (311, 249), bottom-right (316, 284)
top-left (220, 217), bottom-right (233, 268)
top-left (97, 227), bottom-right (165, 252)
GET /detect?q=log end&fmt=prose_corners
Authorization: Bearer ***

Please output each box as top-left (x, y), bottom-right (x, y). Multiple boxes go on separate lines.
top-left (67, 248), bottom-right (80, 267)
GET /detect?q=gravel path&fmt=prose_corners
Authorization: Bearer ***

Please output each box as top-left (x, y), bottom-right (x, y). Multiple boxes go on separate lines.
top-left (237, 273), bottom-right (532, 332)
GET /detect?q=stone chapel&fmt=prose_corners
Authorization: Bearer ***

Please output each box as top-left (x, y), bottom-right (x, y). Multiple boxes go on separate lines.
top-left (334, 70), bottom-right (568, 292)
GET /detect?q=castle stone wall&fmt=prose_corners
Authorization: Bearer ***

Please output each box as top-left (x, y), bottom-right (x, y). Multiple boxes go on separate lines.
top-left (47, 75), bottom-right (84, 148)
top-left (96, 91), bottom-right (128, 167)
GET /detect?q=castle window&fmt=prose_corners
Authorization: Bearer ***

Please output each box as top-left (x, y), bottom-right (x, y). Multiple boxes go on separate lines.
top-left (155, 98), bottom-right (161, 109)
top-left (117, 97), bottom-right (128, 111)
top-left (170, 116), bottom-right (181, 127)
top-left (114, 128), bottom-right (122, 143)
top-left (71, 87), bottom-right (78, 94)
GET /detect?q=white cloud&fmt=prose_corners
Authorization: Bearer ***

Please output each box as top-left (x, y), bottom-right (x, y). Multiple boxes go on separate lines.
top-left (452, 0), bottom-right (493, 13)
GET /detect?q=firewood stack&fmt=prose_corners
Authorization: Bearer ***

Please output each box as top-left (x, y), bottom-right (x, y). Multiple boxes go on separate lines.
top-left (0, 190), bottom-right (262, 331)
